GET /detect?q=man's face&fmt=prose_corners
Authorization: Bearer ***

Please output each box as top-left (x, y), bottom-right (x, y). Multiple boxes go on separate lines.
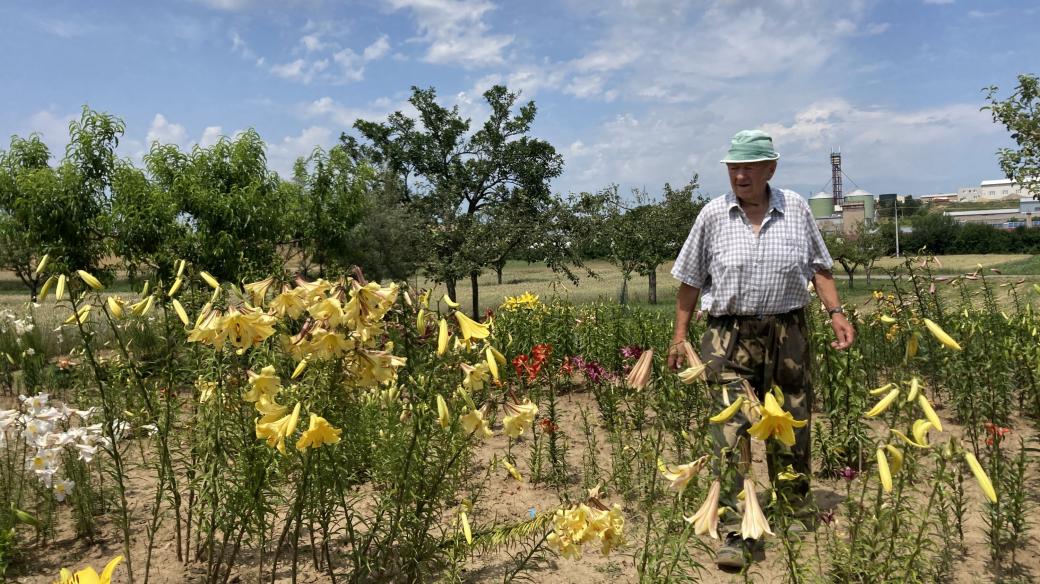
top-left (726, 160), bottom-right (776, 201)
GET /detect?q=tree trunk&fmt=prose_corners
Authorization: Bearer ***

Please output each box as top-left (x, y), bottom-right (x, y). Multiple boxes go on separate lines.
top-left (648, 270), bottom-right (658, 305)
top-left (470, 271), bottom-right (480, 319)
top-left (446, 277), bottom-right (457, 304)
top-left (619, 275), bottom-right (629, 305)
top-left (496, 265), bottom-right (503, 285)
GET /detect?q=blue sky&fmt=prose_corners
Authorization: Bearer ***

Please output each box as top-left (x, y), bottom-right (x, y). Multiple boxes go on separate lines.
top-left (1, 0), bottom-right (1037, 199)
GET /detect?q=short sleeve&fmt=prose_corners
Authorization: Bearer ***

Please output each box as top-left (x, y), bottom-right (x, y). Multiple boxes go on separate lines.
top-left (807, 207), bottom-right (833, 273)
top-left (671, 212), bottom-right (711, 288)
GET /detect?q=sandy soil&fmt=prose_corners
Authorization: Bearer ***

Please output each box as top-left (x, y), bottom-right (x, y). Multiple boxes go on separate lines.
top-left (6, 387), bottom-right (1040, 584)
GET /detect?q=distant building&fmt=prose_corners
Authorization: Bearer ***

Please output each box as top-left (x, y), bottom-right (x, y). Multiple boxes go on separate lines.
top-left (979, 179), bottom-right (1031, 201)
top-left (918, 192), bottom-right (958, 204)
top-left (957, 186), bottom-right (981, 201)
top-left (943, 208), bottom-right (1020, 225)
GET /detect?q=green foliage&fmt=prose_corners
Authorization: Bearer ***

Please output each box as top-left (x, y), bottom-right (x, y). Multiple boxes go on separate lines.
top-left (287, 144), bottom-right (371, 277)
top-left (354, 85), bottom-right (565, 315)
top-left (984, 74), bottom-right (1040, 200)
top-left (823, 223), bottom-right (887, 288)
top-left (145, 130), bottom-right (289, 281)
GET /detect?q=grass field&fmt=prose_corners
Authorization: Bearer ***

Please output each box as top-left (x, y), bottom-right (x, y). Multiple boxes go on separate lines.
top-left (3, 254), bottom-right (1038, 317)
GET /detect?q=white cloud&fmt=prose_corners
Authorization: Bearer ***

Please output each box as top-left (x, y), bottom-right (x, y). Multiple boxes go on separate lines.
top-left (266, 126), bottom-right (335, 176)
top-left (200, 126), bottom-right (224, 148)
top-left (270, 33), bottom-right (391, 84)
top-left (302, 96), bottom-right (409, 127)
top-left (146, 114), bottom-right (189, 147)
top-left (386, 0), bottom-right (513, 67)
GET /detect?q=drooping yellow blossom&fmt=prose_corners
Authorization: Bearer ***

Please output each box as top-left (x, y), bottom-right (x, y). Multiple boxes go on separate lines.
top-left (922, 318), bottom-right (963, 351)
top-left (291, 359), bottom-right (308, 379)
top-left (437, 395), bottom-right (451, 429)
top-left (39, 275), bottom-right (56, 301)
top-left (130, 295), bottom-right (154, 316)
top-left (308, 297), bottom-right (346, 328)
top-left (964, 451), bottom-right (997, 503)
top-left (740, 480), bottom-right (773, 540)
top-left (63, 305), bottom-right (91, 325)
top-left (269, 289), bottom-right (307, 319)
top-left (441, 293), bottom-right (460, 308)
top-left (187, 308), bottom-right (222, 345)
top-left (865, 387), bottom-right (900, 418)
top-left (243, 366), bottom-right (281, 403)
top-left (195, 377), bottom-right (217, 404)
top-left (460, 362), bottom-right (492, 391)
top-left (677, 363), bottom-right (708, 384)
top-left (355, 350), bottom-right (406, 387)
top-left (501, 459), bottom-right (523, 481)
top-left (454, 311), bottom-right (490, 342)
top-left (885, 444), bottom-right (904, 475)
top-left (912, 419), bottom-right (933, 446)
top-left (869, 382), bottom-right (897, 395)
top-left (485, 346), bottom-right (499, 380)
top-left (709, 396), bottom-right (744, 423)
top-left (877, 448), bottom-right (893, 492)
top-left (657, 454), bottom-right (709, 494)
top-left (76, 269), bottom-right (103, 290)
top-left (255, 395), bottom-right (289, 423)
top-left (295, 414), bottom-right (342, 450)
top-left (243, 276), bottom-right (275, 307)
top-left (255, 402), bottom-right (301, 454)
top-left (684, 480), bottom-right (721, 539)
top-left (307, 327), bottom-right (355, 359)
top-left (437, 318), bottom-right (449, 356)
top-left (344, 281), bottom-right (398, 329)
top-left (748, 393), bottom-right (806, 446)
top-left (460, 405), bottom-right (494, 439)
top-left (905, 332), bottom-right (919, 360)
top-left (417, 308), bottom-right (429, 335)
top-left (502, 399), bottom-right (538, 438)
top-left (57, 554), bottom-right (124, 584)
top-left (625, 349), bottom-right (654, 390)
top-left (220, 307), bottom-right (278, 350)
top-left (906, 377), bottom-right (920, 402)
top-left (917, 394), bottom-right (944, 432)
top-left (175, 258), bottom-right (187, 278)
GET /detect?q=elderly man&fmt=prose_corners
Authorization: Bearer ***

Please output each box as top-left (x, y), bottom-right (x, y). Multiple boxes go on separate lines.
top-left (667, 130), bottom-right (854, 569)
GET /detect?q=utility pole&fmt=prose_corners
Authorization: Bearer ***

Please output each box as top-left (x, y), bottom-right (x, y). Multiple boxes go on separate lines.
top-left (894, 198), bottom-right (900, 257)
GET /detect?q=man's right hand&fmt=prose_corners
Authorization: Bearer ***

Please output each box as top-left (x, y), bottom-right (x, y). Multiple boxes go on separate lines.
top-left (667, 339), bottom-right (687, 370)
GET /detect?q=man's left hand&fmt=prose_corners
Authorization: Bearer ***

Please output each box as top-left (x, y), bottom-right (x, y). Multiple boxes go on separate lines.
top-left (830, 313), bottom-right (855, 350)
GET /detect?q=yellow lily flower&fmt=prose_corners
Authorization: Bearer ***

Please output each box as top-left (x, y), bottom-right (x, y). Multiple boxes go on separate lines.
top-left (740, 480), bottom-right (773, 540)
top-left (441, 293), bottom-right (460, 308)
top-left (454, 311), bottom-right (490, 342)
top-left (917, 394), bottom-right (943, 432)
top-left (437, 318), bottom-right (449, 356)
top-left (501, 459), bottom-right (523, 481)
top-left (243, 365), bottom-right (281, 403)
top-left (76, 269), bottom-right (103, 290)
top-left (269, 289), bottom-right (306, 319)
top-left (865, 387), bottom-right (900, 418)
top-left (437, 394), bottom-right (451, 429)
top-left (709, 396), bottom-right (744, 423)
top-left (58, 555), bottom-right (124, 584)
top-left (923, 318), bottom-right (963, 351)
top-left (460, 362), bottom-right (492, 391)
top-left (684, 479), bottom-right (721, 539)
top-left (295, 414), bottom-right (342, 450)
top-left (677, 363), bottom-right (708, 384)
top-left (55, 274), bottom-right (66, 302)
top-left (625, 349), bottom-right (654, 390)
top-left (657, 454), bottom-right (708, 494)
top-left (877, 448), bottom-right (892, 492)
top-left (748, 393), bottom-right (806, 446)
top-left (106, 296), bottom-right (125, 319)
top-left (460, 405), bottom-right (493, 439)
top-left (964, 451), bottom-right (997, 503)
top-left (502, 399), bottom-right (538, 438)
top-left (485, 346), bottom-right (499, 380)
top-left (243, 276), bottom-right (275, 307)
top-left (255, 402), bottom-right (301, 454)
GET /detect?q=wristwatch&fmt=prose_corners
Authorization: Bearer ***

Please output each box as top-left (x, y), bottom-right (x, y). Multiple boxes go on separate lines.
top-left (827, 306), bottom-right (845, 317)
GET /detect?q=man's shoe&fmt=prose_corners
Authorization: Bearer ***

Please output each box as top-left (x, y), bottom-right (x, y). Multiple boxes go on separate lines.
top-left (715, 532), bottom-right (753, 569)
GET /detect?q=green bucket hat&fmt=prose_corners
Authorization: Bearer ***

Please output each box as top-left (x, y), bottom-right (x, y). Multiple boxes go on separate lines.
top-left (720, 130), bottom-right (780, 163)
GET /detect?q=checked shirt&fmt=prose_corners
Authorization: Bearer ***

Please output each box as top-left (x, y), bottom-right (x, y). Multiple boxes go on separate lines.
top-left (670, 186), bottom-right (833, 317)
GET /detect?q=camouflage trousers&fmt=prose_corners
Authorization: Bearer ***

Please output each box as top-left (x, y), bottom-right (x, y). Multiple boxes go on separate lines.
top-left (700, 308), bottom-right (813, 523)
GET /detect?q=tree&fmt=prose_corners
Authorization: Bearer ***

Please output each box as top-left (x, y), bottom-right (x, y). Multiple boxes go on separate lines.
top-left (145, 131), bottom-right (290, 282)
top-left (353, 85), bottom-right (564, 317)
top-left (985, 74), bottom-right (1040, 199)
top-left (823, 222), bottom-right (886, 289)
top-left (0, 108), bottom-right (122, 291)
top-left (286, 145), bottom-right (371, 277)
top-left (591, 180), bottom-right (705, 305)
